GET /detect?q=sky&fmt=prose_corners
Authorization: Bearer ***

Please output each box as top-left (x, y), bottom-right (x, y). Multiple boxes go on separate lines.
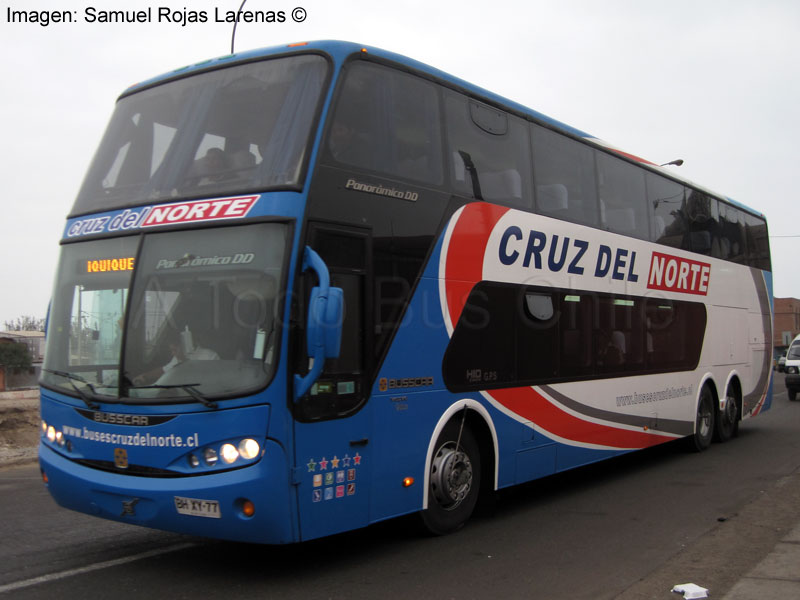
top-left (1, 0), bottom-right (798, 327)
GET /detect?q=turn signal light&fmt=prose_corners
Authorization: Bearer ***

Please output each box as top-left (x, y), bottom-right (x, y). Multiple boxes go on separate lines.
top-left (403, 477), bottom-right (415, 488)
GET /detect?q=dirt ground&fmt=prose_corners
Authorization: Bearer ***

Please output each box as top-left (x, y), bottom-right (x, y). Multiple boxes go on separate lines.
top-left (0, 405), bottom-right (40, 447)
top-left (0, 396), bottom-right (41, 467)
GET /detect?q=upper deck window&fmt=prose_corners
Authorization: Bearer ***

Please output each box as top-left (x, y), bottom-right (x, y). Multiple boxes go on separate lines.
top-left (324, 61), bottom-right (444, 186)
top-left (71, 54), bottom-right (328, 217)
top-left (446, 92), bottom-right (532, 206)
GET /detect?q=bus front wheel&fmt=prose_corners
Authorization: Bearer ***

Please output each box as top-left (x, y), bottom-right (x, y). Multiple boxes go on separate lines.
top-left (420, 421), bottom-right (481, 535)
top-left (687, 386), bottom-right (716, 452)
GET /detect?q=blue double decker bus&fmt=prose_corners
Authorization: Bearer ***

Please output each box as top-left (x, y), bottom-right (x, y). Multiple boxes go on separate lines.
top-left (40, 41), bottom-right (773, 543)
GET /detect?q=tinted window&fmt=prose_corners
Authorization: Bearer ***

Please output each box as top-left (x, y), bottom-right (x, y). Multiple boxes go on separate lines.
top-left (531, 124), bottom-right (599, 226)
top-left (73, 55), bottom-right (328, 216)
top-left (325, 62), bottom-right (444, 185)
top-left (445, 93), bottom-right (532, 206)
top-left (442, 282), bottom-right (707, 391)
top-left (716, 201), bottom-right (747, 263)
top-left (742, 211), bottom-right (771, 270)
top-left (647, 172), bottom-right (687, 250)
top-left (596, 152), bottom-right (648, 239)
top-left (684, 190), bottom-right (716, 255)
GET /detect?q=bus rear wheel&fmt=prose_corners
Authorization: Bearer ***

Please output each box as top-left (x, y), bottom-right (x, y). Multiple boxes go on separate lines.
top-left (687, 385), bottom-right (715, 452)
top-left (714, 386), bottom-right (739, 442)
top-left (420, 421), bottom-right (481, 535)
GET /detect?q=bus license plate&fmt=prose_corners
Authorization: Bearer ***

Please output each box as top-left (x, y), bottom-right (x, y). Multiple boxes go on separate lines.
top-left (174, 496), bottom-right (221, 519)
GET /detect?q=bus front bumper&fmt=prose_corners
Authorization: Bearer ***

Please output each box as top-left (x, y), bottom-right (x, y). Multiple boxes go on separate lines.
top-left (39, 440), bottom-right (296, 544)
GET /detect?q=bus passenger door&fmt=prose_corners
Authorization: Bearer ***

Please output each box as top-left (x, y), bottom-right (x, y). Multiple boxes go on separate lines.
top-left (293, 223), bottom-right (373, 541)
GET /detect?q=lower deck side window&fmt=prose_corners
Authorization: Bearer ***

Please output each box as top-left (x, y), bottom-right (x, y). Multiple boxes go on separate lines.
top-left (442, 282), bottom-right (706, 391)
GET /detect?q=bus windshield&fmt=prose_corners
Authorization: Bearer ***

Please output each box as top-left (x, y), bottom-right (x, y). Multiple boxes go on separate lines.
top-left (42, 222), bottom-right (289, 402)
top-left (71, 54), bottom-right (328, 216)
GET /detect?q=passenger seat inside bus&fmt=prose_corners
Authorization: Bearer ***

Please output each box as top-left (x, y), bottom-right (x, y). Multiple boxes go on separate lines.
top-left (536, 184), bottom-right (569, 219)
top-left (600, 199), bottom-right (637, 236)
top-left (481, 169), bottom-right (523, 204)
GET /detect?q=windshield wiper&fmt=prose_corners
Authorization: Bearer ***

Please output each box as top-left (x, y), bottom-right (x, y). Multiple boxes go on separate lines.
top-left (127, 383), bottom-right (218, 409)
top-left (43, 369), bottom-right (101, 410)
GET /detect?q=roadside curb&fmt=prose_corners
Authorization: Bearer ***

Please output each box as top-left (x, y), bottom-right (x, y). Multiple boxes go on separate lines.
top-left (616, 468), bottom-right (800, 599)
top-left (0, 448), bottom-right (38, 470)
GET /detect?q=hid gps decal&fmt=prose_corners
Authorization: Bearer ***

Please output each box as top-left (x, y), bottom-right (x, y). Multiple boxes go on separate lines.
top-left (65, 195), bottom-right (260, 238)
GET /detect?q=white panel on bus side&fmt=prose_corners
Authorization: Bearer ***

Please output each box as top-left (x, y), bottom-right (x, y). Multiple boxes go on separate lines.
top-left (707, 305), bottom-right (748, 367)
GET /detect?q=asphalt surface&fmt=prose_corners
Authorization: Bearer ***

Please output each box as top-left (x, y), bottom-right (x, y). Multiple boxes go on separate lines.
top-left (1, 382), bottom-right (798, 599)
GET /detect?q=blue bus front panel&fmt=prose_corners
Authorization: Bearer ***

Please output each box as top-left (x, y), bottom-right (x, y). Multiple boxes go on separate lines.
top-left (39, 439), bottom-right (295, 544)
top-left (39, 391), bottom-right (298, 544)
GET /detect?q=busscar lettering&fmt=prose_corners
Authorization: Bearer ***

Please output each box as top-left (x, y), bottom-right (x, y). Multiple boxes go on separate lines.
top-left (93, 412), bottom-right (149, 426)
top-left (379, 376), bottom-right (434, 391)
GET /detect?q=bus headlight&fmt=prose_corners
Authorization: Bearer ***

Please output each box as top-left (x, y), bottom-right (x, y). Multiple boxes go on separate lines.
top-left (183, 439), bottom-right (262, 471)
top-left (47, 426), bottom-right (56, 443)
top-left (220, 443), bottom-right (239, 464)
top-left (238, 439), bottom-right (260, 460)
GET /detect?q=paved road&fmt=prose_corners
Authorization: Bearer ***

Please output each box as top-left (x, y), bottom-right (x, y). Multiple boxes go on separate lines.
top-left (1, 376), bottom-right (798, 599)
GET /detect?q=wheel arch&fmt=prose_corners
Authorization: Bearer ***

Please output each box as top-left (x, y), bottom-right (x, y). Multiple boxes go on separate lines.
top-left (695, 373), bottom-right (719, 433)
top-left (422, 400), bottom-right (498, 510)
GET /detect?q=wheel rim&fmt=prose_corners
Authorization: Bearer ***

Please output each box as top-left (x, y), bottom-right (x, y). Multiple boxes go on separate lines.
top-left (698, 396), bottom-right (713, 438)
top-left (724, 394), bottom-right (737, 423)
top-left (430, 442), bottom-right (473, 511)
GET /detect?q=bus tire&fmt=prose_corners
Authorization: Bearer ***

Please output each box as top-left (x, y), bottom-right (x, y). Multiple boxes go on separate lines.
top-left (420, 421), bottom-right (481, 535)
top-left (714, 384), bottom-right (739, 442)
top-left (789, 389), bottom-right (797, 402)
top-left (687, 385), bottom-right (715, 452)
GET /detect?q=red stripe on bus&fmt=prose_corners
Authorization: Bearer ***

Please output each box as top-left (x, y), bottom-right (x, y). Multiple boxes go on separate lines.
top-left (444, 203), bottom-right (509, 326)
top-left (489, 387), bottom-right (674, 449)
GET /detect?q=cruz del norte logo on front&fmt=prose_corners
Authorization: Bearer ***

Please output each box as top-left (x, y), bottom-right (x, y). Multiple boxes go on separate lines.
top-left (65, 195), bottom-right (260, 238)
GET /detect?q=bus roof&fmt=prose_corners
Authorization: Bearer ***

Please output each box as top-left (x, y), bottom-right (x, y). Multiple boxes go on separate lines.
top-left (123, 40), bottom-right (764, 221)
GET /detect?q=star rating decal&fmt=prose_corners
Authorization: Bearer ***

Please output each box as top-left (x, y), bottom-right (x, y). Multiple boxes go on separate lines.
top-left (306, 451), bottom-right (364, 502)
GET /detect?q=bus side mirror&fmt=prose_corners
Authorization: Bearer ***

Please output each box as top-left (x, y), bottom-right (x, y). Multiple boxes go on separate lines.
top-left (294, 246), bottom-right (344, 400)
top-left (307, 285), bottom-right (343, 360)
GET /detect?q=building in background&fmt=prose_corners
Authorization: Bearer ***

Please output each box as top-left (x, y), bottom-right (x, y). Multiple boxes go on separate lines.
top-left (773, 297), bottom-right (800, 354)
top-left (0, 331), bottom-right (45, 391)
